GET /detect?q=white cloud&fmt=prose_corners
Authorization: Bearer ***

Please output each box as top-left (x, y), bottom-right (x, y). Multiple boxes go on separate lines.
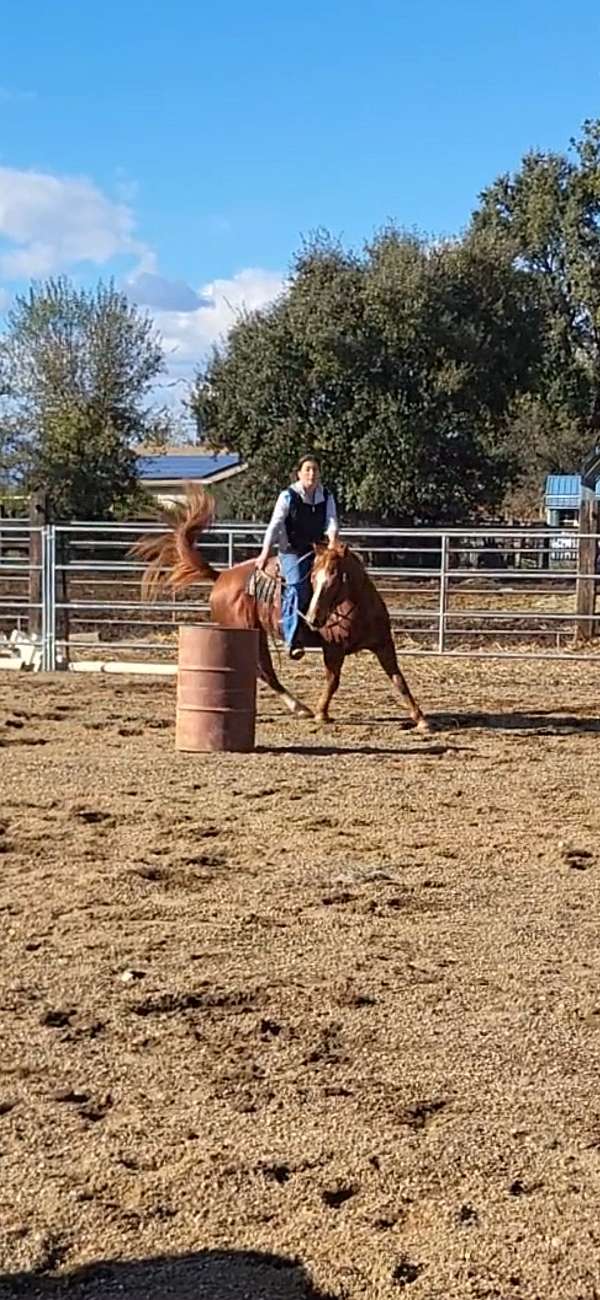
top-left (154, 267), bottom-right (286, 367)
top-left (0, 166), bottom-right (148, 279)
top-left (127, 270), bottom-right (210, 313)
top-left (0, 159), bottom-right (284, 410)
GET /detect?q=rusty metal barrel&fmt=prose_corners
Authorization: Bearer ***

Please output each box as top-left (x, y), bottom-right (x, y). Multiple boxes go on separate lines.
top-left (176, 625), bottom-right (259, 753)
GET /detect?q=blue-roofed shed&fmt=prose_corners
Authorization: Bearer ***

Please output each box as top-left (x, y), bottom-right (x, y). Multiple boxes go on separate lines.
top-left (544, 473), bottom-right (600, 525)
top-left (545, 474), bottom-right (584, 510)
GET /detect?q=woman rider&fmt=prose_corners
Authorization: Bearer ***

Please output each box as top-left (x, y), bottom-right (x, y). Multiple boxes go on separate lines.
top-left (256, 454), bottom-right (339, 659)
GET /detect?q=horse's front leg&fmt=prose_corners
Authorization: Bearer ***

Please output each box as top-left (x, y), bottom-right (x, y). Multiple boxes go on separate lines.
top-left (316, 644), bottom-right (344, 724)
top-left (257, 630), bottom-right (313, 718)
top-left (375, 637), bottom-right (430, 733)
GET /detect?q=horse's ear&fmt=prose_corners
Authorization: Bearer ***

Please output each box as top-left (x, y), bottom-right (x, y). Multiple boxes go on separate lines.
top-left (313, 541), bottom-right (328, 555)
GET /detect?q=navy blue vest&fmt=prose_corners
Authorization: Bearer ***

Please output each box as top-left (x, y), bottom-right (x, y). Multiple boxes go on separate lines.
top-left (284, 488), bottom-right (329, 554)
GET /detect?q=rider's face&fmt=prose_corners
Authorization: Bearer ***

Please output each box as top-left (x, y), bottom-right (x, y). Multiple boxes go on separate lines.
top-left (298, 460), bottom-right (320, 493)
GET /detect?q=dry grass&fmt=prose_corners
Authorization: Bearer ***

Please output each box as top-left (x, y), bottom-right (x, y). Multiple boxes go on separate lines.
top-left (0, 656), bottom-right (599, 1299)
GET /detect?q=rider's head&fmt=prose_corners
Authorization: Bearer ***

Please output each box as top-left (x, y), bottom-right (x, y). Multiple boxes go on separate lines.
top-left (296, 453), bottom-right (321, 493)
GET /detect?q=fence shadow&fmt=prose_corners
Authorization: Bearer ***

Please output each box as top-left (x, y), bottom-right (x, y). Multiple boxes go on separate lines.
top-left (0, 1248), bottom-right (339, 1300)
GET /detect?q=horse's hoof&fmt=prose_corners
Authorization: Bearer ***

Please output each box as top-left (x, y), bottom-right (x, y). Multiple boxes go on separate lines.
top-left (292, 702), bottom-right (314, 719)
top-left (416, 717), bottom-right (432, 734)
top-left (315, 713), bottom-right (332, 726)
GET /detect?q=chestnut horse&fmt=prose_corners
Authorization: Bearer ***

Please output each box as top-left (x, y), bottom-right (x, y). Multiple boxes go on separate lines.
top-left (132, 488), bottom-right (429, 731)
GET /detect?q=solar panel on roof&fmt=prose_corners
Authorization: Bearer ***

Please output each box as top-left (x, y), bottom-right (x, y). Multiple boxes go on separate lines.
top-left (137, 453), bottom-right (240, 480)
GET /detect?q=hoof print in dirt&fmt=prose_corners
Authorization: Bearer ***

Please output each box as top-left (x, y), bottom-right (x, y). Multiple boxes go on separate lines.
top-left (259, 1018), bottom-right (282, 1038)
top-left (261, 1163), bottom-right (291, 1185)
top-left (304, 1024), bottom-right (345, 1066)
top-left (562, 847), bottom-right (594, 870)
top-left (79, 1095), bottom-right (113, 1123)
top-left (508, 1178), bottom-right (542, 1197)
top-left (131, 987), bottom-right (256, 1018)
top-left (40, 1008), bottom-right (73, 1029)
top-left (53, 1090), bottom-right (90, 1106)
top-left (184, 851), bottom-right (227, 868)
top-left (398, 1098), bottom-right (447, 1130)
top-left (134, 865), bottom-right (164, 882)
top-left (392, 1256), bottom-right (424, 1287)
top-left (321, 1185), bottom-right (357, 1209)
top-left (30, 1233), bottom-right (70, 1274)
top-left (322, 891), bottom-right (356, 907)
top-left (333, 984), bottom-right (376, 1009)
top-left (71, 807), bottom-right (114, 825)
top-left (457, 1203), bottom-right (479, 1225)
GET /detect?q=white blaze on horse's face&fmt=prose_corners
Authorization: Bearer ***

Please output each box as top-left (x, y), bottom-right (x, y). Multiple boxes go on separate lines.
top-left (306, 565), bottom-right (329, 629)
top-left (306, 550), bottom-right (343, 629)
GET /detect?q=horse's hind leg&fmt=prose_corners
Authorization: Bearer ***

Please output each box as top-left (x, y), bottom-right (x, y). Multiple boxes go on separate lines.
top-left (375, 637), bottom-right (430, 732)
top-left (258, 630), bottom-right (313, 719)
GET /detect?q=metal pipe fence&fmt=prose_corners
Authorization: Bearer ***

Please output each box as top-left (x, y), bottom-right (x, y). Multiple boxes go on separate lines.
top-left (1, 516), bottom-right (599, 671)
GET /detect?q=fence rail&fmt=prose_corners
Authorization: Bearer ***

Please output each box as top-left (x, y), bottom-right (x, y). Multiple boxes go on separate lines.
top-left (1, 517), bottom-right (598, 672)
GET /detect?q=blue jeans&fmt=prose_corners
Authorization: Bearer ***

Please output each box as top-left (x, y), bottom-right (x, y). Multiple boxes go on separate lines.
top-left (280, 551), bottom-right (314, 649)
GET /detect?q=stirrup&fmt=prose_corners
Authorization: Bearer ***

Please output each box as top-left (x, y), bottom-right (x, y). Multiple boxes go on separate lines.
top-left (289, 646), bottom-right (305, 661)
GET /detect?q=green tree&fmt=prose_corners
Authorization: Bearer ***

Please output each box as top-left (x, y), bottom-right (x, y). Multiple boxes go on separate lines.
top-left (193, 229), bottom-right (540, 523)
top-left (0, 277), bottom-right (168, 518)
top-left (471, 118), bottom-right (600, 491)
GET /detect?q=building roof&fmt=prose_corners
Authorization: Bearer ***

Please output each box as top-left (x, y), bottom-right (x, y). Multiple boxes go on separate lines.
top-left (137, 453), bottom-right (241, 482)
top-left (544, 473), bottom-right (600, 509)
top-left (545, 474), bottom-right (583, 509)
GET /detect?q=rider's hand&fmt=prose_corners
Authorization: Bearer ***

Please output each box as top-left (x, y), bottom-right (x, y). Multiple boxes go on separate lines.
top-left (256, 549), bottom-right (269, 571)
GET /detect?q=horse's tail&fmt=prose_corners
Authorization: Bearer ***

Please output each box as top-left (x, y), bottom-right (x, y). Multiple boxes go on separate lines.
top-left (129, 485), bottom-right (219, 600)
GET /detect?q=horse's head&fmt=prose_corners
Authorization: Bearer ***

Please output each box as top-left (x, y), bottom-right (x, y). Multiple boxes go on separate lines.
top-left (305, 541), bottom-right (351, 630)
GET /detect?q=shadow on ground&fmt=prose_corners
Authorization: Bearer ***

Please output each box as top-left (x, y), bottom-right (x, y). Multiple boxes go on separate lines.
top-left (256, 741), bottom-right (467, 757)
top-left (262, 710), bottom-right (600, 739)
top-left (431, 709), bottom-right (600, 735)
top-left (0, 1249), bottom-right (339, 1300)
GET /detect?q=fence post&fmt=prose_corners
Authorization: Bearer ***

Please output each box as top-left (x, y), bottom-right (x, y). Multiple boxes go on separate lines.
top-left (227, 528), bottom-right (234, 569)
top-left (575, 496), bottom-right (598, 644)
top-left (56, 529), bottom-right (70, 663)
top-left (48, 525), bottom-right (57, 670)
top-left (40, 525), bottom-right (56, 671)
top-left (28, 489), bottom-right (49, 639)
top-left (438, 534), bottom-right (448, 653)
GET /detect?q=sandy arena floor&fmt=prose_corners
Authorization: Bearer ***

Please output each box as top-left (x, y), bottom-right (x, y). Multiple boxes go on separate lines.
top-left (0, 655), bottom-right (599, 1299)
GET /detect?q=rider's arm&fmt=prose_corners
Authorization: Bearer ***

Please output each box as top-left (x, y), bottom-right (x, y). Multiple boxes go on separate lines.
top-left (256, 491), bottom-right (289, 568)
top-left (325, 493), bottom-right (339, 546)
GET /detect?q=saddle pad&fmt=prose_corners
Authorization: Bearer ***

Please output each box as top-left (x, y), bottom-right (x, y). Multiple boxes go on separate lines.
top-left (246, 567), bottom-right (280, 608)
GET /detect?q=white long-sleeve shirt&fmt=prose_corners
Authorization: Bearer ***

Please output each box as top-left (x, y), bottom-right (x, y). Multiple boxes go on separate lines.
top-left (262, 482), bottom-right (339, 554)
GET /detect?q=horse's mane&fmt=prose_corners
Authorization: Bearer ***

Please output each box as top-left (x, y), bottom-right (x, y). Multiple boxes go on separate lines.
top-left (315, 540), bottom-right (368, 583)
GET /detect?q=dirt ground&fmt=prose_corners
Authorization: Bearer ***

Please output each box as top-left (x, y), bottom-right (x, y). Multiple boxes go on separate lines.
top-left (1, 654), bottom-right (600, 1300)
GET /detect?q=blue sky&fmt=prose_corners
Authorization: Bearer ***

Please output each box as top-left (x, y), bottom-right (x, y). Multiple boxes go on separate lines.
top-left (1, 0), bottom-right (599, 400)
